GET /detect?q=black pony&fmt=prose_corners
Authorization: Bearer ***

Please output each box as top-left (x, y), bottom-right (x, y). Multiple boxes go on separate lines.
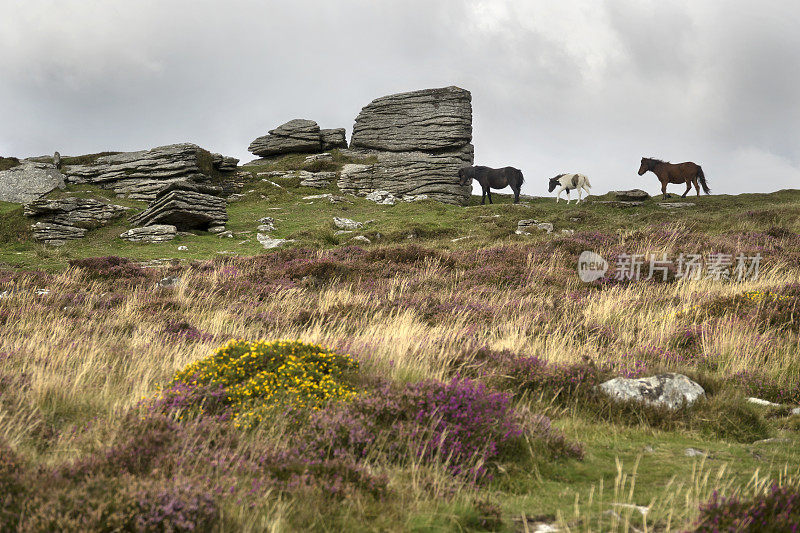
top-left (458, 166), bottom-right (525, 204)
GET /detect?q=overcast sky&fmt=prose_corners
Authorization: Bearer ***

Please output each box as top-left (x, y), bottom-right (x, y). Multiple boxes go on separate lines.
top-left (1, 0), bottom-right (798, 196)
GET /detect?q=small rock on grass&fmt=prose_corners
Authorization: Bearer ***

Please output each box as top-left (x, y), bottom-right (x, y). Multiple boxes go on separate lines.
top-left (352, 235), bottom-right (371, 244)
top-left (748, 397), bottom-right (781, 407)
top-left (685, 448), bottom-right (707, 457)
top-left (178, 245), bottom-right (188, 251)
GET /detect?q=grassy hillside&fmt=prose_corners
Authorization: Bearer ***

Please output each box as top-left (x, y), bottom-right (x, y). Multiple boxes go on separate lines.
top-left (1, 159), bottom-right (800, 531)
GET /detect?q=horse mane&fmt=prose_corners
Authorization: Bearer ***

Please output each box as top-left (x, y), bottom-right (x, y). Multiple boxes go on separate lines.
top-left (645, 157), bottom-right (669, 164)
top-left (552, 173), bottom-right (566, 180)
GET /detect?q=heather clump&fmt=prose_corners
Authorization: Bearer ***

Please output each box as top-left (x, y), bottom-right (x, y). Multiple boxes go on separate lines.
top-left (68, 256), bottom-right (147, 281)
top-left (505, 355), bottom-right (608, 400)
top-left (692, 483), bottom-right (800, 532)
top-left (296, 377), bottom-right (581, 481)
top-left (731, 370), bottom-right (800, 404)
top-left (169, 340), bottom-right (360, 428)
top-left (0, 440), bottom-right (26, 530)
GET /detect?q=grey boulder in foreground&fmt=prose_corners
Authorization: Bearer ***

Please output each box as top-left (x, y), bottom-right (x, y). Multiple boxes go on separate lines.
top-left (129, 182), bottom-right (228, 231)
top-left (598, 373), bottom-right (705, 410)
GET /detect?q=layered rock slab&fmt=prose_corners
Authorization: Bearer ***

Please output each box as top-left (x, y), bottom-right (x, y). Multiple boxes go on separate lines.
top-left (61, 143), bottom-right (235, 201)
top-left (129, 182), bottom-right (227, 231)
top-left (24, 197), bottom-right (129, 245)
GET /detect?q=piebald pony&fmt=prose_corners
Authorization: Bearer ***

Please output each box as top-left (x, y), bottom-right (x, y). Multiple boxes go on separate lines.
top-left (548, 173), bottom-right (591, 203)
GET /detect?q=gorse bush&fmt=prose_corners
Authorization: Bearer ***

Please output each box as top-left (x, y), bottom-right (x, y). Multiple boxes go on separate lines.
top-left (693, 483), bottom-right (800, 532)
top-left (169, 340), bottom-right (359, 428)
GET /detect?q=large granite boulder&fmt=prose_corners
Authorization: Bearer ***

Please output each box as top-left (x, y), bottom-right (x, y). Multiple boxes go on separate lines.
top-left (350, 86), bottom-right (473, 152)
top-left (24, 197), bottom-right (129, 245)
top-left (598, 373), bottom-right (705, 410)
top-left (248, 119), bottom-right (323, 157)
top-left (247, 120), bottom-right (349, 161)
top-left (341, 86), bottom-right (473, 205)
top-left (0, 160), bottom-right (66, 203)
top-left (129, 182), bottom-right (227, 231)
top-left (61, 143), bottom-right (235, 201)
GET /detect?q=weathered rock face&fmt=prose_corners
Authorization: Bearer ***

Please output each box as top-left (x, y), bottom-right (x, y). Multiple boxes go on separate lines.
top-left (350, 86), bottom-right (472, 152)
top-left (0, 160), bottom-right (66, 203)
top-left (248, 119), bottom-right (322, 157)
top-left (129, 182), bottom-right (227, 231)
top-left (320, 128), bottom-right (347, 151)
top-left (598, 373), bottom-right (705, 410)
top-left (61, 143), bottom-right (234, 201)
top-left (120, 225), bottom-right (177, 243)
top-left (342, 87), bottom-right (473, 205)
top-left (24, 197), bottom-right (129, 245)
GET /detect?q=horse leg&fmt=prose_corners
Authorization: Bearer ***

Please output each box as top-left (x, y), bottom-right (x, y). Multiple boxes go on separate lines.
top-left (682, 180), bottom-right (691, 198)
top-left (661, 180), bottom-right (669, 200)
top-left (576, 187), bottom-right (582, 203)
top-left (487, 189), bottom-right (493, 204)
top-left (694, 179), bottom-right (701, 196)
top-left (513, 185), bottom-right (520, 204)
top-left (583, 185), bottom-right (591, 199)
top-left (481, 187), bottom-right (486, 205)
top-left (565, 189), bottom-right (571, 204)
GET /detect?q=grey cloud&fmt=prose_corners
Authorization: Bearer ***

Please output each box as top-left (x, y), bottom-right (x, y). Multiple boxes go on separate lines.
top-left (0, 0), bottom-right (797, 196)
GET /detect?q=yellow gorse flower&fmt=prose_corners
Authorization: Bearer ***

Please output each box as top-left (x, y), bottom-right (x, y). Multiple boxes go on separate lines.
top-left (171, 339), bottom-right (359, 429)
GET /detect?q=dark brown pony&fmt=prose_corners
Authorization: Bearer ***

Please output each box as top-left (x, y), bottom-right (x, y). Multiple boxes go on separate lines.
top-left (458, 166), bottom-right (524, 204)
top-left (638, 157), bottom-right (710, 199)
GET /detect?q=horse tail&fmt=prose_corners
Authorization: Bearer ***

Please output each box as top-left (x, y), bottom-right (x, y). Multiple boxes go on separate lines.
top-left (583, 175), bottom-right (592, 188)
top-left (697, 166), bottom-right (710, 194)
top-left (515, 167), bottom-right (524, 184)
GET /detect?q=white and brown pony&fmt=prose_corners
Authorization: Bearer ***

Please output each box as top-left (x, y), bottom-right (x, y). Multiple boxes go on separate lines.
top-left (548, 173), bottom-right (591, 203)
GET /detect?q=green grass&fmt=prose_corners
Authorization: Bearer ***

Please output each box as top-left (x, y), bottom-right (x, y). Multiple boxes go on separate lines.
top-left (1, 168), bottom-right (798, 271)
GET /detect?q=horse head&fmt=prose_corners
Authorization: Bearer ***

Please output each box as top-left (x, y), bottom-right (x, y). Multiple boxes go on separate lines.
top-left (638, 157), bottom-right (652, 175)
top-left (548, 175), bottom-right (563, 193)
top-left (458, 167), bottom-right (472, 186)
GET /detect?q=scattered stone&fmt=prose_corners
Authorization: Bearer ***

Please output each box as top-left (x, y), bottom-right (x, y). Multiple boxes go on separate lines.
top-left (129, 181), bottom-right (227, 231)
top-left (594, 200), bottom-right (644, 208)
top-left (516, 220), bottom-right (553, 235)
top-left (53, 151), bottom-right (62, 169)
top-left (752, 437), bottom-right (792, 445)
top-left (748, 397), bottom-right (781, 407)
top-left (120, 225), bottom-right (177, 243)
top-left (334, 230), bottom-right (353, 236)
top-left (451, 236), bottom-right (472, 242)
top-left (25, 197), bottom-right (129, 244)
top-left (365, 189), bottom-right (397, 205)
top-left (352, 235), bottom-right (371, 244)
top-left (178, 245), bottom-right (188, 251)
top-left (226, 193), bottom-right (245, 202)
top-left (259, 178), bottom-right (285, 189)
top-left (304, 153), bottom-right (334, 164)
top-left (611, 503), bottom-right (650, 516)
top-left (615, 189), bottom-right (650, 202)
top-left (598, 373), bottom-right (705, 410)
top-left (61, 143), bottom-right (235, 201)
top-left (256, 233), bottom-right (294, 249)
top-left (792, 407), bottom-right (800, 416)
top-left (156, 276), bottom-right (179, 288)
top-left (341, 86), bottom-right (474, 205)
top-left (658, 202), bottom-right (695, 209)
top-left (0, 160), bottom-right (66, 203)
top-left (208, 225), bottom-right (226, 234)
top-left (333, 217), bottom-right (365, 230)
top-left (643, 445), bottom-right (655, 453)
top-left (217, 231), bottom-right (234, 238)
top-left (685, 448), bottom-right (707, 457)
top-left (302, 193), bottom-right (348, 204)
top-left (561, 229), bottom-right (575, 235)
